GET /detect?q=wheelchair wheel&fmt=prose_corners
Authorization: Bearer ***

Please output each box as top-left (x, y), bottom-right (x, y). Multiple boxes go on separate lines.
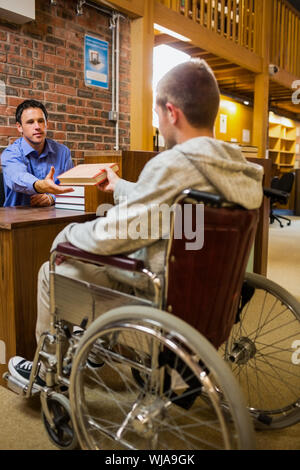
top-left (69, 306), bottom-right (255, 450)
top-left (41, 393), bottom-right (78, 450)
top-left (222, 272), bottom-right (300, 429)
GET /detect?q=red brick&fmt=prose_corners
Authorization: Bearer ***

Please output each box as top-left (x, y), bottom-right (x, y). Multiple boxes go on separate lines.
top-left (7, 97), bottom-right (23, 107)
top-left (56, 84), bottom-right (76, 96)
top-left (32, 50), bottom-right (44, 61)
top-left (0, 63), bottom-right (20, 75)
top-left (47, 121), bottom-right (55, 130)
top-left (0, 105), bottom-right (15, 116)
top-left (21, 89), bottom-right (44, 101)
top-left (7, 54), bottom-right (33, 68)
top-left (56, 47), bottom-right (66, 58)
top-left (0, 127), bottom-right (19, 137)
top-left (53, 131), bottom-right (66, 140)
top-left (45, 92), bottom-right (67, 104)
top-left (44, 53), bottom-right (66, 66)
top-left (8, 34), bottom-right (33, 49)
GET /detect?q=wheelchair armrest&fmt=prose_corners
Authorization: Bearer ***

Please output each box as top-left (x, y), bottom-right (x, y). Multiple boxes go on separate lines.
top-left (182, 189), bottom-right (225, 206)
top-left (55, 242), bottom-right (145, 272)
top-left (263, 187), bottom-right (289, 204)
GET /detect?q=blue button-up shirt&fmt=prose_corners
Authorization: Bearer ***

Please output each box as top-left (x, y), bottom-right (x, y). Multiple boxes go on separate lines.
top-left (1, 137), bottom-right (73, 207)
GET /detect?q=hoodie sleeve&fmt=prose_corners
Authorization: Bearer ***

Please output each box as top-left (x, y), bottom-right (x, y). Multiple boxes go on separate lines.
top-left (50, 148), bottom-right (202, 255)
top-left (113, 178), bottom-right (137, 205)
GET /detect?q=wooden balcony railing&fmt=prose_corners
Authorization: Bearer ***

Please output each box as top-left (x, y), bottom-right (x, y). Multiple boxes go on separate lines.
top-left (158, 0), bottom-right (300, 78)
top-left (158, 0), bottom-right (262, 55)
top-left (270, 0), bottom-right (300, 77)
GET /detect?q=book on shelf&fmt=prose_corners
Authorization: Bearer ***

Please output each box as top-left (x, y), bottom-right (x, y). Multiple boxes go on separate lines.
top-left (58, 163), bottom-right (119, 186)
top-left (239, 145), bottom-right (258, 153)
top-left (227, 142), bottom-right (258, 158)
top-left (241, 151), bottom-right (259, 158)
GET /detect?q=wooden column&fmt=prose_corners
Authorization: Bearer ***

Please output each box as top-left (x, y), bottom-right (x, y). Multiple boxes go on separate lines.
top-left (130, 0), bottom-right (154, 151)
top-left (253, 73), bottom-right (269, 158)
top-left (252, 0), bottom-right (272, 159)
top-left (252, 0), bottom-right (273, 276)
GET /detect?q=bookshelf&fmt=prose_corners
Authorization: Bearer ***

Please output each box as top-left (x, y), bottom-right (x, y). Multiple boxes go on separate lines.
top-left (268, 114), bottom-right (296, 173)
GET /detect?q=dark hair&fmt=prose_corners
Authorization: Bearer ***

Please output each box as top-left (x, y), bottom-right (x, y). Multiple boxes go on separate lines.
top-left (15, 100), bottom-right (48, 124)
top-left (156, 59), bottom-right (220, 130)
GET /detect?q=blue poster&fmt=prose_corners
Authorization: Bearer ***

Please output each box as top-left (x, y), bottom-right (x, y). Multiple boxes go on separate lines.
top-left (84, 35), bottom-right (109, 89)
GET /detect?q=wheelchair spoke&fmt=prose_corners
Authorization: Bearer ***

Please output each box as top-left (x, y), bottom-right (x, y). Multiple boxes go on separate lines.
top-left (233, 355), bottom-right (299, 411)
top-left (70, 311), bottom-right (251, 450)
top-left (223, 273), bottom-right (300, 427)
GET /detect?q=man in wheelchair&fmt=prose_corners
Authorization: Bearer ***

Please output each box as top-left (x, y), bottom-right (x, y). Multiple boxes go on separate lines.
top-left (8, 59), bottom-right (263, 389)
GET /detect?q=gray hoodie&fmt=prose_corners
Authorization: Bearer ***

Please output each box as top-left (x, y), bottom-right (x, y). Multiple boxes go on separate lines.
top-left (51, 137), bottom-right (263, 292)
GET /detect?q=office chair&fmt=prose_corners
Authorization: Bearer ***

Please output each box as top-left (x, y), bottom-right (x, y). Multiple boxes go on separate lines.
top-left (269, 172), bottom-right (295, 227)
top-left (0, 172), bottom-right (5, 207)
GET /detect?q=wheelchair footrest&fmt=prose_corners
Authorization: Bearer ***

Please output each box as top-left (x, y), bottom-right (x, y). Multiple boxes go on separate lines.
top-left (3, 372), bottom-right (27, 396)
top-left (3, 372), bottom-right (41, 397)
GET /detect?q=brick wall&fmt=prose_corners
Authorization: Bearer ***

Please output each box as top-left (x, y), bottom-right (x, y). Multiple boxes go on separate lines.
top-left (0, 0), bottom-right (131, 163)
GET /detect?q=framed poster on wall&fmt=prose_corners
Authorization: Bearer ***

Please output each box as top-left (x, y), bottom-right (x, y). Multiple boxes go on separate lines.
top-left (84, 35), bottom-right (109, 89)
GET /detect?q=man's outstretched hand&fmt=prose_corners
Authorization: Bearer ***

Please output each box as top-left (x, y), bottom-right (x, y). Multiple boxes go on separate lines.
top-left (34, 166), bottom-right (74, 195)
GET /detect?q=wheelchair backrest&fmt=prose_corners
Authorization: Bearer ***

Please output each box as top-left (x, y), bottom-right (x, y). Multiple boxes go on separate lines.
top-left (165, 191), bottom-right (259, 349)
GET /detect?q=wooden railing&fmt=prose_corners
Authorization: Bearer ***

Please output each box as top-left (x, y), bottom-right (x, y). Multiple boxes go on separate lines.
top-left (158, 0), bottom-right (262, 54)
top-left (158, 0), bottom-right (300, 78)
top-left (270, 0), bottom-right (300, 77)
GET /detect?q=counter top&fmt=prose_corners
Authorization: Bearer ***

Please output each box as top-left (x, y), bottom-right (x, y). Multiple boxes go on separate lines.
top-left (0, 206), bottom-right (96, 230)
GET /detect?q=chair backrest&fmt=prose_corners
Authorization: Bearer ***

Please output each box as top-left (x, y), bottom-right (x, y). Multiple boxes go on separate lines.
top-left (276, 172), bottom-right (295, 194)
top-left (271, 176), bottom-right (280, 190)
top-left (0, 172), bottom-right (5, 207)
top-left (165, 192), bottom-right (259, 349)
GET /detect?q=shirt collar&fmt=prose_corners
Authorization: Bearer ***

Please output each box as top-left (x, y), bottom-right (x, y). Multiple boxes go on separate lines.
top-left (21, 137), bottom-right (53, 158)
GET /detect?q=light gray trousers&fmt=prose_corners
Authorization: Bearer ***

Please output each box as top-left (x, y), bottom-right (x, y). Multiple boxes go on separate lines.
top-left (36, 259), bottom-right (120, 345)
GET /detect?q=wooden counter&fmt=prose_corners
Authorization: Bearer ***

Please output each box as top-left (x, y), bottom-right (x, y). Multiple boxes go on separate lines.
top-left (0, 207), bottom-right (96, 384)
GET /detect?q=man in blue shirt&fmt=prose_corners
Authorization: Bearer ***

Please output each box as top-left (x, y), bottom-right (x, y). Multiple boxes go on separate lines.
top-left (1, 99), bottom-right (74, 207)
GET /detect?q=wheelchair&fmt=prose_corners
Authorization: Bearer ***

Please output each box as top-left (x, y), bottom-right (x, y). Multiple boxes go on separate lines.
top-left (4, 189), bottom-right (300, 450)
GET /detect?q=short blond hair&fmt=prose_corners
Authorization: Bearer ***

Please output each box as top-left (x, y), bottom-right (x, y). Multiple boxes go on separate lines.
top-left (156, 59), bottom-right (220, 130)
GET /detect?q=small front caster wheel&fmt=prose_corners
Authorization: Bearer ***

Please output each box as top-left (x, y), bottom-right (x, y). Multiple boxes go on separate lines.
top-left (42, 393), bottom-right (79, 450)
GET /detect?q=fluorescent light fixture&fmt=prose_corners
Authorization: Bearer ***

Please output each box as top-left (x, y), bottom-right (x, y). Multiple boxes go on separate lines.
top-left (244, 100), bottom-right (250, 105)
top-left (154, 23), bottom-right (191, 42)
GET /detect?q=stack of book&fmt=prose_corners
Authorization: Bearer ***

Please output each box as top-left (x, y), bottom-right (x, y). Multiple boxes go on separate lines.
top-left (54, 163), bottom-right (119, 211)
top-left (226, 142), bottom-right (259, 158)
top-left (55, 186), bottom-right (85, 211)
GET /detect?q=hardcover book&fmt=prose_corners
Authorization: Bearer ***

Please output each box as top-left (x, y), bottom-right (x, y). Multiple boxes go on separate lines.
top-left (55, 203), bottom-right (85, 211)
top-left (58, 163), bottom-right (119, 186)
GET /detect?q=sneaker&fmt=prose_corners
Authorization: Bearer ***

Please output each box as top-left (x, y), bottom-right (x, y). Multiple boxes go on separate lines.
top-left (87, 357), bottom-right (104, 369)
top-left (8, 356), bottom-right (45, 387)
top-left (72, 332), bottom-right (104, 370)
